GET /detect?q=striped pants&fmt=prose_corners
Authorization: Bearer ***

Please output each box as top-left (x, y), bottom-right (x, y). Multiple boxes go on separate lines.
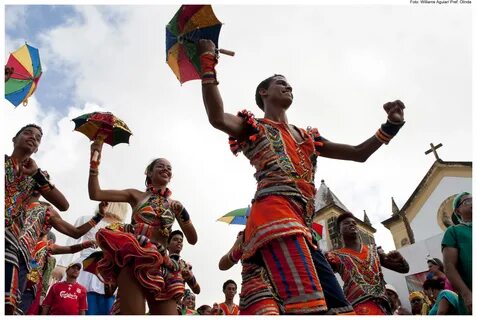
top-left (240, 235), bottom-right (328, 314)
top-left (5, 256), bottom-right (29, 315)
top-left (262, 235), bottom-right (328, 314)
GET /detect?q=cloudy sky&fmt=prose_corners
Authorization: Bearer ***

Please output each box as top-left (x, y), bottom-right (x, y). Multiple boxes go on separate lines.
top-left (3, 1), bottom-right (472, 308)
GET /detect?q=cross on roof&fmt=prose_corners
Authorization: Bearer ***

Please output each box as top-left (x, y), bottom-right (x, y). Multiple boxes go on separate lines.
top-left (424, 142), bottom-right (443, 161)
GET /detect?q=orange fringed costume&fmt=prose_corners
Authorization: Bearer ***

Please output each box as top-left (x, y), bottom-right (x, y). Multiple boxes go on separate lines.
top-left (229, 110), bottom-right (327, 314)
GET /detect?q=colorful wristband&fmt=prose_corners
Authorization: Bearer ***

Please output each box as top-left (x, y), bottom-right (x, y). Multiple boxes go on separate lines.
top-left (381, 119), bottom-right (405, 136)
top-left (32, 168), bottom-right (49, 184)
top-left (92, 214), bottom-right (103, 224)
top-left (87, 219), bottom-right (97, 228)
top-left (90, 160), bottom-right (100, 169)
top-left (375, 119), bottom-right (405, 144)
top-left (39, 183), bottom-right (55, 193)
top-left (177, 208), bottom-right (191, 223)
top-left (200, 52), bottom-right (219, 85)
top-left (33, 169), bottom-right (54, 192)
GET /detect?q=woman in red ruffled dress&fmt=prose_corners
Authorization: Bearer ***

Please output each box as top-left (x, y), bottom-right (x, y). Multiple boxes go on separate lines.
top-left (88, 141), bottom-right (197, 314)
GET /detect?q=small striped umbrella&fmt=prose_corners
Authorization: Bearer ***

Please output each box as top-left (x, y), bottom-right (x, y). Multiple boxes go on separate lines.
top-left (217, 206), bottom-right (250, 225)
top-left (312, 222), bottom-right (324, 241)
top-left (72, 111), bottom-right (133, 162)
top-left (5, 43), bottom-right (42, 107)
top-left (72, 112), bottom-right (132, 146)
top-left (82, 251), bottom-right (103, 275)
top-left (166, 5), bottom-right (234, 84)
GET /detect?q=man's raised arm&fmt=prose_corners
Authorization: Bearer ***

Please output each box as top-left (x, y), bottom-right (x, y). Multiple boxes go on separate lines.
top-left (198, 39), bottom-right (246, 139)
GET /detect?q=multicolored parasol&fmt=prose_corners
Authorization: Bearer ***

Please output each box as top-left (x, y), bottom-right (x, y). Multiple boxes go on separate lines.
top-left (5, 43), bottom-right (42, 107)
top-left (217, 207), bottom-right (250, 225)
top-left (166, 5), bottom-right (234, 84)
top-left (72, 111), bottom-right (133, 146)
top-left (82, 251), bottom-right (103, 275)
top-left (312, 222), bottom-right (324, 241)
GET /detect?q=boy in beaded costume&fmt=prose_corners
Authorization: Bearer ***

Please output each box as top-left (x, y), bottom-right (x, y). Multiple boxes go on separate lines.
top-left (5, 124), bottom-right (69, 314)
top-left (325, 212), bottom-right (409, 314)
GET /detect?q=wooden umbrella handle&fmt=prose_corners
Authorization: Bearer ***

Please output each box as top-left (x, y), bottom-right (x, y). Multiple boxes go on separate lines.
top-left (92, 134), bottom-right (107, 162)
top-left (218, 48), bottom-right (235, 56)
top-left (92, 150), bottom-right (100, 162)
top-left (186, 37), bottom-right (235, 56)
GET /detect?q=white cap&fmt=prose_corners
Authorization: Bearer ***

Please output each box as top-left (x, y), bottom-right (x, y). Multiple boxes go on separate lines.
top-left (385, 283), bottom-right (398, 295)
top-left (66, 262), bottom-right (82, 271)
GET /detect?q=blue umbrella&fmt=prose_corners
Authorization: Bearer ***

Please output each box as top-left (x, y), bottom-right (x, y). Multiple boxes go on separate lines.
top-left (217, 206), bottom-right (250, 225)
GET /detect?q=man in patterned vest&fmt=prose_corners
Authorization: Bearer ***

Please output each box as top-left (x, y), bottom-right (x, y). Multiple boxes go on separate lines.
top-left (325, 212), bottom-right (409, 315)
top-left (5, 124), bottom-right (69, 314)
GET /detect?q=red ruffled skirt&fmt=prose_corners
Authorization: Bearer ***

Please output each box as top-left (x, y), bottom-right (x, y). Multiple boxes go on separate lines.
top-left (96, 228), bottom-right (184, 301)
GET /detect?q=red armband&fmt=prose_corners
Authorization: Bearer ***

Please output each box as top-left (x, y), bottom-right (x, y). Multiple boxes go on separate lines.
top-left (200, 51), bottom-right (219, 85)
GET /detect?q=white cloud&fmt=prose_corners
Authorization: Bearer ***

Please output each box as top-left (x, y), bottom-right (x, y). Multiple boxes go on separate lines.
top-left (2, 4), bottom-right (472, 308)
top-left (5, 5), bottom-right (28, 33)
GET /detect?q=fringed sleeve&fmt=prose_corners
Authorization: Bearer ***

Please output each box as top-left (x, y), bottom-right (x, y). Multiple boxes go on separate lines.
top-left (229, 109), bottom-right (261, 156)
top-left (306, 127), bottom-right (325, 156)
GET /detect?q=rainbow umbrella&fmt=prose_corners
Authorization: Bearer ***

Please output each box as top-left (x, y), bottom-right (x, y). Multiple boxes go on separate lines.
top-left (166, 5), bottom-right (233, 84)
top-left (82, 251), bottom-right (103, 275)
top-left (5, 43), bottom-right (42, 107)
top-left (217, 207), bottom-right (250, 225)
top-left (72, 112), bottom-right (133, 162)
top-left (312, 222), bottom-right (324, 241)
top-left (72, 111), bottom-right (133, 146)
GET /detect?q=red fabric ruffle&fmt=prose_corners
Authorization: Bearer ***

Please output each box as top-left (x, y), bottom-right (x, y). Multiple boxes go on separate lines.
top-left (96, 228), bottom-right (184, 301)
top-left (306, 127), bottom-right (324, 155)
top-left (229, 110), bottom-right (260, 156)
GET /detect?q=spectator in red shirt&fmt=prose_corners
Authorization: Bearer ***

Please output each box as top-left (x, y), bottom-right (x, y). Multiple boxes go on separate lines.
top-left (41, 262), bottom-right (87, 315)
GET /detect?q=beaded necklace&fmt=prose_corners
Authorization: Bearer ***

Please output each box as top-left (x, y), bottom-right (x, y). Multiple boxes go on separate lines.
top-left (146, 184), bottom-right (172, 198)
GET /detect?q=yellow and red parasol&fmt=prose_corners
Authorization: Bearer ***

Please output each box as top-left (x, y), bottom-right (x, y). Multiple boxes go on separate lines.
top-left (72, 111), bottom-right (132, 146)
top-left (72, 111), bottom-right (132, 161)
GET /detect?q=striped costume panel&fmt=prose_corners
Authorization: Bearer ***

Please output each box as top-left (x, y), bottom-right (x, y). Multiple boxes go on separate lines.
top-left (239, 260), bottom-right (280, 315)
top-left (243, 195), bottom-right (314, 261)
top-left (261, 235), bottom-right (327, 314)
top-left (5, 261), bottom-right (20, 314)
